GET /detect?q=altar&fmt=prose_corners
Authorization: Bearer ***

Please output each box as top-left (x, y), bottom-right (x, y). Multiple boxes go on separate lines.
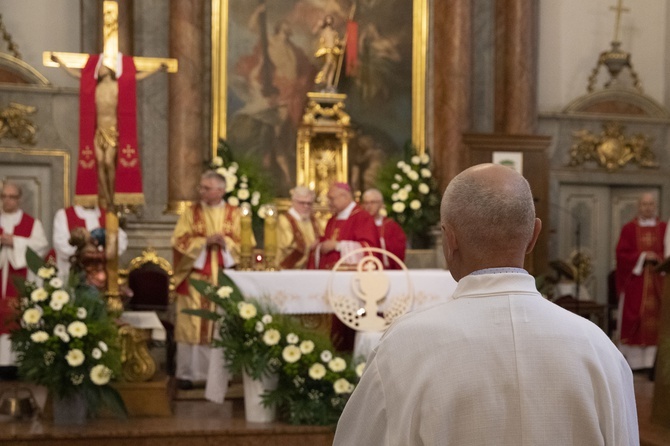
top-left (204, 269), bottom-right (457, 403)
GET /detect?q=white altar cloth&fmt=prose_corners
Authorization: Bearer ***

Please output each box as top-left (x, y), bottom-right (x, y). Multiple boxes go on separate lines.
top-left (119, 311), bottom-right (166, 341)
top-left (204, 269), bottom-right (457, 403)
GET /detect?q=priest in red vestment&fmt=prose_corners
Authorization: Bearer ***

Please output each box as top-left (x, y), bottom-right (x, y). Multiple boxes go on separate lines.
top-left (362, 188), bottom-right (406, 269)
top-left (615, 192), bottom-right (666, 371)
top-left (0, 182), bottom-right (48, 377)
top-left (308, 182), bottom-right (379, 351)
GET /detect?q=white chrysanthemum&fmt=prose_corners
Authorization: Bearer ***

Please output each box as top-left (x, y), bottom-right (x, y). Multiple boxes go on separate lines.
top-left (237, 189), bottom-right (250, 200)
top-left (408, 170), bottom-right (419, 181)
top-left (212, 156), bottom-right (224, 167)
top-left (216, 286), bottom-right (233, 299)
top-left (410, 200), bottom-right (421, 210)
top-left (77, 307), bottom-right (87, 319)
top-left (49, 300), bottom-right (65, 311)
top-left (239, 302), bottom-right (257, 320)
top-left (418, 183), bottom-right (430, 194)
top-left (54, 324), bottom-right (66, 336)
top-left (282, 345), bottom-right (301, 363)
top-left (51, 289), bottom-right (70, 305)
top-left (98, 341), bottom-right (109, 352)
top-left (286, 333), bottom-right (299, 344)
top-left (320, 350), bottom-right (333, 363)
top-left (255, 321), bottom-right (264, 332)
top-left (356, 362), bottom-right (366, 377)
top-left (228, 196), bottom-right (240, 207)
top-left (65, 349), bottom-right (85, 367)
top-left (30, 331), bottom-right (49, 343)
top-left (22, 308), bottom-right (42, 325)
top-left (391, 193), bottom-right (398, 202)
top-left (391, 183), bottom-right (399, 191)
top-left (420, 168), bottom-right (431, 178)
top-left (394, 174), bottom-right (402, 182)
top-left (402, 165), bottom-right (411, 174)
top-left (404, 184), bottom-right (412, 191)
top-left (30, 288), bottom-right (48, 302)
top-left (90, 364), bottom-right (112, 385)
top-left (261, 314), bottom-right (273, 324)
top-left (392, 202), bottom-right (406, 213)
top-left (333, 378), bottom-right (353, 394)
top-left (216, 167), bottom-right (227, 177)
top-left (67, 321), bottom-right (88, 338)
top-left (263, 328), bottom-right (280, 346)
top-left (308, 363), bottom-right (326, 380)
top-left (257, 206), bottom-right (267, 219)
top-left (397, 189), bottom-right (408, 201)
top-left (230, 162), bottom-right (239, 172)
top-left (328, 357), bottom-right (347, 373)
top-left (420, 153), bottom-right (430, 164)
top-left (299, 340), bottom-right (315, 354)
top-left (49, 277), bottom-right (63, 289)
top-left (380, 207), bottom-right (388, 217)
top-left (225, 177), bottom-right (237, 193)
top-left (240, 183), bottom-right (248, 189)
top-left (411, 155), bottom-right (421, 165)
top-left (396, 161), bottom-right (406, 169)
top-left (92, 347), bottom-right (102, 360)
top-left (37, 267), bottom-right (56, 279)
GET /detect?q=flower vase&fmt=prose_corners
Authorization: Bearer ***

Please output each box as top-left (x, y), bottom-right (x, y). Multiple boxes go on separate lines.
top-left (52, 392), bottom-right (88, 425)
top-left (242, 371), bottom-right (278, 423)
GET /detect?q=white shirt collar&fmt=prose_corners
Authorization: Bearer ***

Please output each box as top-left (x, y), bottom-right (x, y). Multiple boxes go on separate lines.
top-left (337, 201), bottom-right (357, 220)
top-left (638, 217), bottom-right (657, 227)
top-left (374, 215), bottom-right (383, 226)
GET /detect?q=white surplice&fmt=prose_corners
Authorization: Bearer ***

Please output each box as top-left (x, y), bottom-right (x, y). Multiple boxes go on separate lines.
top-left (334, 272), bottom-right (639, 446)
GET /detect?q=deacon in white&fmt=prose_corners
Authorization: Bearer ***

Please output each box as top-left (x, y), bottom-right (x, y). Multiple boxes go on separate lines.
top-left (0, 182), bottom-right (48, 369)
top-left (52, 205), bottom-right (127, 279)
top-left (334, 164), bottom-right (638, 446)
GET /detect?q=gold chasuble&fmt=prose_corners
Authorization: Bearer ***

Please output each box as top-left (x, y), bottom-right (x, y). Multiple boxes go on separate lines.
top-left (277, 211), bottom-right (322, 269)
top-left (172, 203), bottom-right (241, 345)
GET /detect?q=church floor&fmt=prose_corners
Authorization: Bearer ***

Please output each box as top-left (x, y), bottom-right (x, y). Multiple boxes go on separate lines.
top-left (0, 375), bottom-right (667, 445)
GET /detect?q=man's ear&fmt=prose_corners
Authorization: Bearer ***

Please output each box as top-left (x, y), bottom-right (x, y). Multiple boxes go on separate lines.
top-left (442, 223), bottom-right (458, 263)
top-left (525, 218), bottom-right (542, 254)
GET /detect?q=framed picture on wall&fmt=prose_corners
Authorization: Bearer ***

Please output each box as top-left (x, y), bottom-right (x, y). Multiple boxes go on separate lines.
top-left (211, 0), bottom-right (428, 197)
top-left (493, 151), bottom-right (523, 174)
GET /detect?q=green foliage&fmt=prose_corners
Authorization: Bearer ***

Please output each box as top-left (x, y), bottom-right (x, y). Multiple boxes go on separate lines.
top-left (10, 248), bottom-right (126, 419)
top-left (187, 271), bottom-right (366, 425)
top-left (377, 142), bottom-right (441, 242)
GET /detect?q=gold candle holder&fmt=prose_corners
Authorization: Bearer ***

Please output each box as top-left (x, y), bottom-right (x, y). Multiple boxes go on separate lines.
top-left (263, 204), bottom-right (278, 270)
top-left (239, 202), bottom-right (253, 271)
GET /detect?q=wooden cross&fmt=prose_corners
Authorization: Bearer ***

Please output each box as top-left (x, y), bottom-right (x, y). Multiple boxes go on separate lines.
top-left (41, 0), bottom-right (177, 73)
top-left (610, 0), bottom-right (630, 43)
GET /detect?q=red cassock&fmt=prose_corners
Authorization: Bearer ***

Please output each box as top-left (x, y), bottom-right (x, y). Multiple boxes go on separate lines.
top-left (379, 217), bottom-right (406, 269)
top-left (307, 204), bottom-right (380, 352)
top-left (615, 219), bottom-right (666, 346)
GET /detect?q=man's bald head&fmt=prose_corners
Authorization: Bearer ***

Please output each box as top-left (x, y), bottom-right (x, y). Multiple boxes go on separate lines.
top-left (637, 192), bottom-right (657, 220)
top-left (441, 164), bottom-right (540, 278)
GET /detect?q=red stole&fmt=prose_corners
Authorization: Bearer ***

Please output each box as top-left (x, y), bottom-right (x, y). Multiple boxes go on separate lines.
top-left (65, 206), bottom-right (106, 231)
top-left (76, 54), bottom-right (144, 207)
top-left (0, 212), bottom-right (35, 334)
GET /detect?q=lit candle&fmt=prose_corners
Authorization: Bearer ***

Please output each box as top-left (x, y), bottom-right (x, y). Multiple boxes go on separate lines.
top-left (264, 204), bottom-right (277, 260)
top-left (240, 202), bottom-right (252, 260)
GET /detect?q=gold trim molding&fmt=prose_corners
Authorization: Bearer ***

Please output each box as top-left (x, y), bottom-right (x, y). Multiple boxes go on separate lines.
top-left (0, 146), bottom-right (70, 207)
top-left (210, 0), bottom-right (427, 158)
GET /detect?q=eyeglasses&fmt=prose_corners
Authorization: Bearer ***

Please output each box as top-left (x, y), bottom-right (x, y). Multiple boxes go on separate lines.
top-left (0, 194), bottom-right (19, 199)
top-left (294, 200), bottom-right (313, 206)
top-left (198, 185), bottom-right (222, 192)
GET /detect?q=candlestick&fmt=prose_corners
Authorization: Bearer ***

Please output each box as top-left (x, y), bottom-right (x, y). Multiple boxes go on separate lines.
top-left (239, 202), bottom-right (253, 270)
top-left (264, 204), bottom-right (278, 270)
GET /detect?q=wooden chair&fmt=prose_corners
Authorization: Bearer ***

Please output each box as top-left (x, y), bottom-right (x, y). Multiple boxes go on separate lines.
top-left (123, 247), bottom-right (176, 376)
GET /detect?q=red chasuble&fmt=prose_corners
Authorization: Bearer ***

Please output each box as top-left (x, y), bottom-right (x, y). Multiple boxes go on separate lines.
top-left (307, 204), bottom-right (380, 270)
top-left (76, 54), bottom-right (144, 207)
top-left (0, 213), bottom-right (35, 334)
top-left (379, 217), bottom-right (407, 269)
top-left (615, 219), bottom-right (667, 346)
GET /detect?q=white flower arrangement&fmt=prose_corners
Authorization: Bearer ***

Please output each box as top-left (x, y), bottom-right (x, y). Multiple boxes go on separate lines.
top-left (10, 249), bottom-right (126, 418)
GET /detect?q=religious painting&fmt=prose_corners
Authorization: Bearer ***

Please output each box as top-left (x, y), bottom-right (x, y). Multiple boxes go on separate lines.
top-left (213, 0), bottom-right (423, 197)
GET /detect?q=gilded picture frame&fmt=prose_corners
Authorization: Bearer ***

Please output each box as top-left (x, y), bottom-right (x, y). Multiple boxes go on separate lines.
top-left (211, 0), bottom-right (427, 197)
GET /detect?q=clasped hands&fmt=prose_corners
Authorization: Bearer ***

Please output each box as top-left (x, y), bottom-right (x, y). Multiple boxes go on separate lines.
top-left (0, 233), bottom-right (13, 247)
top-left (206, 234), bottom-right (227, 250)
top-left (319, 239), bottom-right (338, 254)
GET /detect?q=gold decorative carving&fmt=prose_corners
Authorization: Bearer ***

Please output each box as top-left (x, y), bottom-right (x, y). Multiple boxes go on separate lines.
top-left (569, 121), bottom-right (657, 171)
top-left (118, 325), bottom-right (156, 382)
top-left (0, 102), bottom-right (37, 145)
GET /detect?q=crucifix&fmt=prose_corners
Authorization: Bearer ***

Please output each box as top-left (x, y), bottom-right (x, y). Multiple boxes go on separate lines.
top-left (609, 0), bottom-right (630, 43)
top-left (43, 0), bottom-right (177, 312)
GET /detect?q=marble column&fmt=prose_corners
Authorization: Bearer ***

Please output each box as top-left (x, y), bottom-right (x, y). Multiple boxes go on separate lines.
top-left (495, 0), bottom-right (537, 134)
top-left (433, 0), bottom-right (471, 189)
top-left (167, 0), bottom-right (204, 214)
